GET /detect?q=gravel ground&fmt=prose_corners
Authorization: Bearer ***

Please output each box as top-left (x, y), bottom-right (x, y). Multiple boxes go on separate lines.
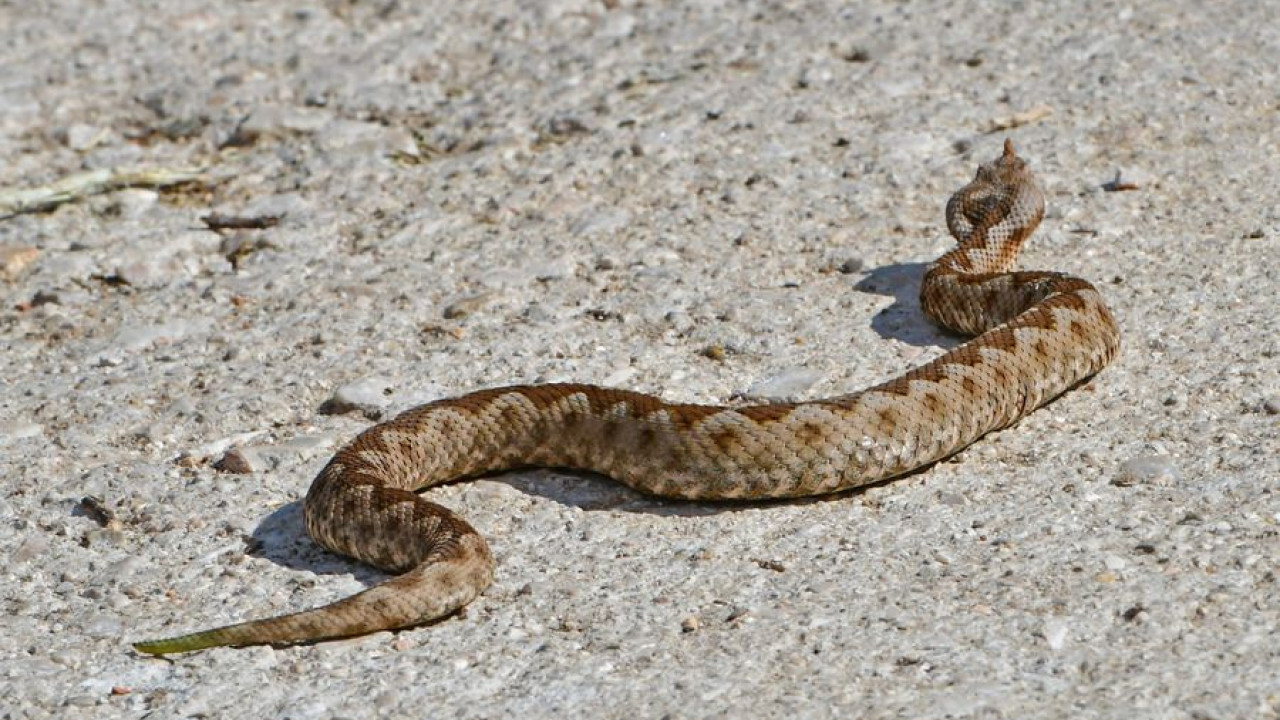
top-left (1, 1), bottom-right (1277, 718)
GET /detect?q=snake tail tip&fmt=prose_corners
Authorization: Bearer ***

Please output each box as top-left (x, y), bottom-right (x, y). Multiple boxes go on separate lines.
top-left (132, 631), bottom-right (227, 656)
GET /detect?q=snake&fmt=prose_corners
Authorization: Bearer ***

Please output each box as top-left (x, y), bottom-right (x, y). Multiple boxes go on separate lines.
top-left (133, 140), bottom-right (1120, 654)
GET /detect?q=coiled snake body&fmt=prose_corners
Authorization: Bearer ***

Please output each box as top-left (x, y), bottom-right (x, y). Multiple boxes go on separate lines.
top-left (135, 141), bottom-right (1119, 654)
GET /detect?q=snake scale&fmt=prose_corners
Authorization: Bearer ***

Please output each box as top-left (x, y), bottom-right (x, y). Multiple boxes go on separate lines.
top-left (134, 140), bottom-right (1120, 654)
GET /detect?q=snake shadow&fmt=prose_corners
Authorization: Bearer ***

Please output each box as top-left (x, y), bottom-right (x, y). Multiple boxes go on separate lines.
top-left (853, 261), bottom-right (962, 349)
top-left (246, 499), bottom-right (388, 585)
top-left (245, 265), bottom-right (962, 580)
top-left (249, 464), bottom-right (945, 585)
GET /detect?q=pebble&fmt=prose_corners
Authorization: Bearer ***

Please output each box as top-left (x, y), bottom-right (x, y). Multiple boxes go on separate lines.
top-left (177, 430), bottom-right (269, 466)
top-left (664, 310), bottom-right (696, 335)
top-left (1262, 396), bottom-right (1279, 415)
top-left (214, 447), bottom-right (260, 474)
top-left (741, 368), bottom-right (823, 402)
top-left (110, 320), bottom-right (195, 352)
top-left (113, 255), bottom-right (184, 289)
top-left (1043, 619), bottom-right (1069, 650)
top-left (275, 433), bottom-right (338, 456)
top-left (317, 120), bottom-right (418, 159)
top-left (443, 292), bottom-right (495, 320)
top-left (1103, 554), bottom-right (1128, 571)
top-left (1113, 454), bottom-right (1179, 487)
top-left (214, 434), bottom-right (336, 474)
top-left (63, 123), bottom-right (110, 150)
top-left (110, 188), bottom-right (159, 218)
top-left (837, 257), bottom-right (865, 274)
top-left (0, 420), bottom-right (43, 443)
top-left (0, 244), bottom-right (40, 279)
top-left (85, 529), bottom-right (125, 547)
top-left (239, 104), bottom-right (329, 139)
top-left (319, 376), bottom-right (397, 418)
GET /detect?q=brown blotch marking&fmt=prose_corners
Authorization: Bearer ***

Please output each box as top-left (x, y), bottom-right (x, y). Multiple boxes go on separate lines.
top-left (666, 403), bottom-right (729, 430)
top-left (1032, 338), bottom-right (1050, 359)
top-left (1010, 270), bottom-right (1059, 286)
top-left (875, 377), bottom-right (913, 397)
top-left (583, 387), bottom-right (632, 415)
top-left (874, 408), bottom-right (899, 433)
top-left (954, 271), bottom-right (1003, 286)
top-left (738, 403), bottom-right (797, 423)
top-left (615, 390), bottom-right (662, 416)
top-left (346, 428), bottom-right (388, 456)
top-left (636, 426), bottom-right (659, 450)
top-left (960, 377), bottom-right (979, 395)
top-left (709, 427), bottom-right (740, 454)
top-left (601, 419), bottom-right (622, 443)
top-left (332, 468), bottom-right (385, 488)
top-left (338, 429), bottom-right (394, 470)
top-left (440, 386), bottom-right (531, 414)
top-left (977, 327), bottom-right (1019, 354)
top-left (982, 287), bottom-right (1005, 312)
top-left (957, 187), bottom-right (1018, 244)
top-left (794, 421), bottom-right (826, 444)
top-left (517, 384), bottom-right (588, 411)
top-left (496, 401), bottom-right (524, 428)
top-left (661, 452), bottom-right (687, 474)
top-left (916, 358), bottom-right (961, 381)
top-left (921, 391), bottom-right (943, 415)
top-left (878, 357), bottom-right (961, 397)
top-left (1048, 278), bottom-right (1095, 297)
top-left (1068, 320), bottom-right (1089, 340)
top-left (1007, 306), bottom-right (1058, 332)
top-left (958, 185), bottom-right (1010, 228)
top-left (428, 413), bottom-right (460, 443)
top-left (1052, 291), bottom-right (1091, 313)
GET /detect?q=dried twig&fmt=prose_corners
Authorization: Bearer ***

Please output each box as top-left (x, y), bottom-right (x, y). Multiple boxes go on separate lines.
top-left (200, 213), bottom-right (283, 231)
top-left (984, 105), bottom-right (1054, 133)
top-left (0, 167), bottom-right (205, 218)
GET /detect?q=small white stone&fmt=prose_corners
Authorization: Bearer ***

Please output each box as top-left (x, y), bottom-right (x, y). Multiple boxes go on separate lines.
top-left (1114, 454), bottom-right (1179, 486)
top-left (742, 368), bottom-right (823, 402)
top-left (1044, 619), bottom-right (1070, 650)
top-left (111, 320), bottom-right (194, 352)
top-left (321, 376), bottom-right (397, 418)
top-left (64, 123), bottom-right (109, 150)
top-left (0, 421), bottom-right (43, 443)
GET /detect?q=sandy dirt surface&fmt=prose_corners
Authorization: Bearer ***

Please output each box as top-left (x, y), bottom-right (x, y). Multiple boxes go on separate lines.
top-left (1, 1), bottom-right (1276, 718)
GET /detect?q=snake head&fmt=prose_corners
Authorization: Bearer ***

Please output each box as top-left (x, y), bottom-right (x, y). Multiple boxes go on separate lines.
top-left (973, 138), bottom-right (1032, 185)
top-left (946, 139), bottom-right (1045, 246)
